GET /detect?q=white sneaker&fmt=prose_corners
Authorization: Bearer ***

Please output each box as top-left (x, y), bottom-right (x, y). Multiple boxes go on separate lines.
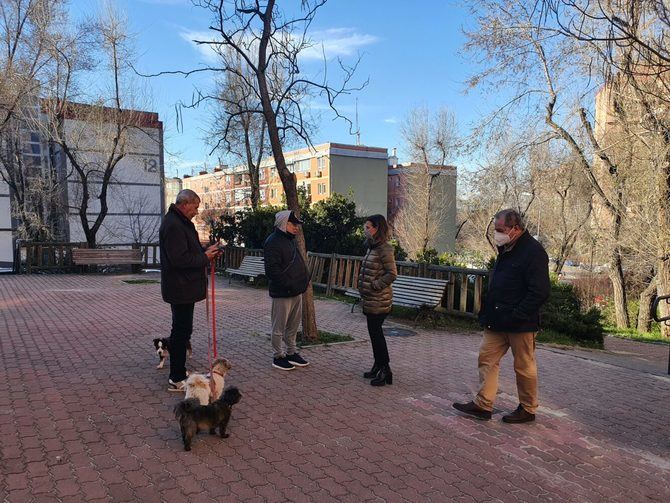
top-left (167, 379), bottom-right (186, 392)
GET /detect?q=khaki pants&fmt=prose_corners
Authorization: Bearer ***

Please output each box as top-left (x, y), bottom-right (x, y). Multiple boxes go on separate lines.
top-left (474, 330), bottom-right (538, 414)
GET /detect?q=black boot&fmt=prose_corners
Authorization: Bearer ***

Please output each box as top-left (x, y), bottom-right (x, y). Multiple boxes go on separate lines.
top-left (363, 362), bottom-right (381, 379)
top-left (370, 364), bottom-right (392, 386)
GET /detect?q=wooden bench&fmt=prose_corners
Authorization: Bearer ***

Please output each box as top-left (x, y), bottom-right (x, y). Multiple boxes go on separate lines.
top-left (226, 255), bottom-right (265, 284)
top-left (72, 248), bottom-right (143, 266)
top-left (345, 275), bottom-right (450, 314)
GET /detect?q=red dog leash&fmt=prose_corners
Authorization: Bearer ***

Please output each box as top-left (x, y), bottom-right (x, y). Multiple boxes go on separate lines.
top-left (205, 259), bottom-right (219, 399)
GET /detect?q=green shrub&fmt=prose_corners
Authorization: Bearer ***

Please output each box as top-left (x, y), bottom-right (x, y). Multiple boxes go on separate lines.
top-left (540, 280), bottom-right (604, 346)
top-left (600, 297), bottom-right (661, 334)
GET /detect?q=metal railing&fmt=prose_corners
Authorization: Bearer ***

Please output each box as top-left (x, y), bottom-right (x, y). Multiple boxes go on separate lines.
top-left (651, 295), bottom-right (670, 375)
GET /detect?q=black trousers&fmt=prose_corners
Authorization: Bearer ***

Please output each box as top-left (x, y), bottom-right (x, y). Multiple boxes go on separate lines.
top-left (366, 313), bottom-right (389, 365)
top-left (169, 303), bottom-right (194, 382)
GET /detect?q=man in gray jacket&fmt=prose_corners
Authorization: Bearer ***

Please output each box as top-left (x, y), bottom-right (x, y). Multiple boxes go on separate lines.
top-left (263, 210), bottom-right (311, 371)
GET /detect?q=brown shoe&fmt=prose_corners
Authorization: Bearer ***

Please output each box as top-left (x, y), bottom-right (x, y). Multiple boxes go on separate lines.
top-left (452, 401), bottom-right (492, 420)
top-left (502, 404), bottom-right (535, 423)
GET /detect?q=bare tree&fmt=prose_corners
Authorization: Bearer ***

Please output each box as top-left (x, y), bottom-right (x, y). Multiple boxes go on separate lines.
top-left (0, 0), bottom-right (68, 241)
top-left (42, 5), bottom-right (153, 248)
top-left (534, 150), bottom-right (594, 274)
top-left (465, 0), bottom-right (635, 328)
top-left (458, 127), bottom-right (539, 255)
top-left (542, 0), bottom-right (670, 333)
top-left (394, 107), bottom-right (459, 258)
top-left (210, 51), bottom-right (268, 210)
top-left (157, 0), bottom-right (365, 341)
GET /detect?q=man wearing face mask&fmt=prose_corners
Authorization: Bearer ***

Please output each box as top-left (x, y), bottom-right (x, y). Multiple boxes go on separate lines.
top-left (453, 209), bottom-right (550, 423)
top-left (263, 210), bottom-right (311, 371)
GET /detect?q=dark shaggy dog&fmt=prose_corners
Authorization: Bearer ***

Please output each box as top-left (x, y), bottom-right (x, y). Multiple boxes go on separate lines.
top-left (153, 337), bottom-right (192, 369)
top-left (174, 387), bottom-right (242, 451)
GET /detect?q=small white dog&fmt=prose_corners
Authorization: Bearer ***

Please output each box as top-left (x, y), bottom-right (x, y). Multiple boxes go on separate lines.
top-left (184, 357), bottom-right (232, 405)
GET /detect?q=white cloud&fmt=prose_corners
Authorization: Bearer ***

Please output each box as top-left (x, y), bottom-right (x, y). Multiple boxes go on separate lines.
top-left (384, 117), bottom-right (398, 124)
top-left (302, 28), bottom-right (379, 60)
top-left (179, 29), bottom-right (221, 64)
top-left (179, 26), bottom-right (379, 64)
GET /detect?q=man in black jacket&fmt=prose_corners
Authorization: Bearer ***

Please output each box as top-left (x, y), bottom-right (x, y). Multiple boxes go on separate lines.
top-left (160, 189), bottom-right (221, 391)
top-left (264, 210), bottom-right (311, 371)
top-left (454, 209), bottom-right (550, 423)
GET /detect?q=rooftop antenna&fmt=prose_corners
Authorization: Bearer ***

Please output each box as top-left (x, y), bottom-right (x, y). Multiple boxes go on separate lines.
top-left (354, 98), bottom-right (361, 146)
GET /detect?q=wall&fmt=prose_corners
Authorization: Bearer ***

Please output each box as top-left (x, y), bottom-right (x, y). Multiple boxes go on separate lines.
top-left (0, 180), bottom-right (12, 267)
top-left (329, 155), bottom-right (388, 217)
top-left (63, 119), bottom-right (163, 244)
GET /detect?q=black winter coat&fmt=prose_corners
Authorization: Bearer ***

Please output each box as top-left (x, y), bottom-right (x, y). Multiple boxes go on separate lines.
top-left (159, 204), bottom-right (209, 305)
top-left (479, 231), bottom-right (551, 333)
top-left (263, 229), bottom-right (310, 298)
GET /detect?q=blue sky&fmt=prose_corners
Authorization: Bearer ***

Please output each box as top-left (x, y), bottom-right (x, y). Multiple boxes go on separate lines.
top-left (69, 0), bottom-right (486, 177)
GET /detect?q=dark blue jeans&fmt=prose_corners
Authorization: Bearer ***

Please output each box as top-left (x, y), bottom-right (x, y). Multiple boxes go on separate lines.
top-left (169, 303), bottom-right (194, 382)
top-left (366, 313), bottom-right (389, 365)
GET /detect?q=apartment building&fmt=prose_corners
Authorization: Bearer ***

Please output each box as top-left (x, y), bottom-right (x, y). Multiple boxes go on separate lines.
top-left (61, 105), bottom-right (164, 245)
top-left (0, 178), bottom-right (11, 268)
top-left (387, 161), bottom-right (457, 253)
top-left (183, 142), bottom-right (389, 239)
top-left (0, 103), bottom-right (164, 267)
top-left (163, 176), bottom-right (183, 208)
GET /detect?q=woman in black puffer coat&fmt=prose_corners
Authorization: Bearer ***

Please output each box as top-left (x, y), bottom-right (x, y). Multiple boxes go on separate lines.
top-left (357, 214), bottom-right (397, 386)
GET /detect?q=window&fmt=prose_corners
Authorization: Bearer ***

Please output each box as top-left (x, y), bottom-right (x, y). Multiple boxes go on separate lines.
top-left (234, 189), bottom-right (245, 202)
top-left (300, 182), bottom-right (311, 195)
top-left (317, 183), bottom-right (327, 195)
top-left (394, 176), bottom-right (400, 188)
top-left (259, 169), bottom-right (265, 181)
top-left (317, 157), bottom-right (326, 169)
top-left (260, 189), bottom-right (266, 200)
top-left (270, 188), bottom-right (277, 199)
top-left (295, 159), bottom-right (310, 172)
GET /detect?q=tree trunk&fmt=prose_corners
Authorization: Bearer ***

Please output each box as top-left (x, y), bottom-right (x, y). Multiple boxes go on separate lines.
top-left (608, 248), bottom-right (629, 328)
top-left (636, 274), bottom-right (657, 333)
top-left (243, 124), bottom-right (261, 210)
top-left (652, 128), bottom-right (670, 337)
top-left (256, 60), bottom-right (317, 342)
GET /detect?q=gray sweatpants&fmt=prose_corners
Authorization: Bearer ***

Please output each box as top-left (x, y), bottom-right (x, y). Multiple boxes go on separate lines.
top-left (271, 295), bottom-right (302, 358)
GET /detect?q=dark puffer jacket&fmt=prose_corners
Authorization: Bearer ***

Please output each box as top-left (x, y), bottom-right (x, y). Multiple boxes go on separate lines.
top-left (479, 231), bottom-right (551, 333)
top-left (263, 228), bottom-right (310, 298)
top-left (357, 240), bottom-right (397, 315)
top-left (159, 204), bottom-right (209, 305)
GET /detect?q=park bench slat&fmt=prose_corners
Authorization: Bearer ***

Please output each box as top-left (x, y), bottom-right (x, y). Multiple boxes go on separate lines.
top-left (226, 256), bottom-right (265, 283)
top-left (72, 248), bottom-right (143, 265)
top-left (345, 275), bottom-right (449, 313)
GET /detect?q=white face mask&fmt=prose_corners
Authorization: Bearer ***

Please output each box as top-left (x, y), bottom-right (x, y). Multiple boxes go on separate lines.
top-left (493, 230), bottom-right (511, 247)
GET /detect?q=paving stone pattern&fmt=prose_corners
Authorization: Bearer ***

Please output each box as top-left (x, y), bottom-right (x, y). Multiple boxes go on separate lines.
top-left (0, 273), bottom-right (668, 502)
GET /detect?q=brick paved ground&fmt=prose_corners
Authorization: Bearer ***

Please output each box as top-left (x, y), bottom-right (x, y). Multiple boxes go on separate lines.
top-left (0, 273), bottom-right (668, 502)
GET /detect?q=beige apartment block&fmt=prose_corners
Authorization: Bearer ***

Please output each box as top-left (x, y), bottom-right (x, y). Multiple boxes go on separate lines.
top-left (387, 162), bottom-right (457, 254)
top-left (183, 142), bottom-right (389, 239)
top-left (163, 176), bottom-right (183, 209)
